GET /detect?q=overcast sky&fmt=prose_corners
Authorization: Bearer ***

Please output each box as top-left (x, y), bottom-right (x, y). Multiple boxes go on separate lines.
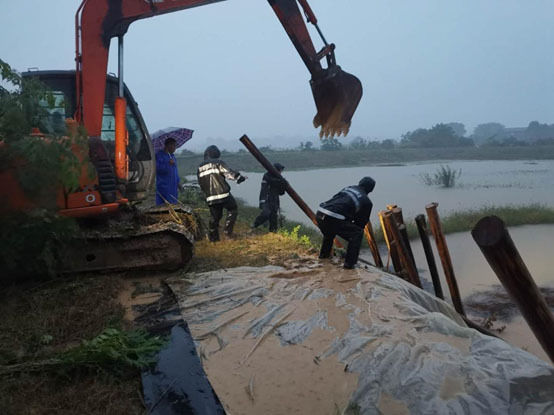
top-left (1, 1), bottom-right (553, 151)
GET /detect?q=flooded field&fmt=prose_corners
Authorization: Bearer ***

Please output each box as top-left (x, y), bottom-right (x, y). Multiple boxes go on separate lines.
top-left (232, 160), bottom-right (554, 225)
top-left (231, 160), bottom-right (554, 363)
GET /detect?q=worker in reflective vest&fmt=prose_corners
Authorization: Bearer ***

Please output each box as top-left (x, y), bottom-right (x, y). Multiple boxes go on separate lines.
top-left (316, 177), bottom-right (375, 269)
top-left (197, 145), bottom-right (246, 242)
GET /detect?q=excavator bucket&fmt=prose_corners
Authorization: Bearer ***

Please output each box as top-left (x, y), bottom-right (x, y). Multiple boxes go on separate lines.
top-left (310, 65), bottom-right (363, 138)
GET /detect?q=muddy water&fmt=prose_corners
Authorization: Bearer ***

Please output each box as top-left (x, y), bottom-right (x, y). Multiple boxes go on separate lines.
top-left (232, 160), bottom-right (554, 225)
top-left (407, 225), bottom-right (554, 363)
top-left (231, 160), bottom-right (554, 363)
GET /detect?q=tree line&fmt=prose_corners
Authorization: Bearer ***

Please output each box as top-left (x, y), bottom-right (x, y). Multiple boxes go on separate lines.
top-left (293, 121), bottom-right (554, 151)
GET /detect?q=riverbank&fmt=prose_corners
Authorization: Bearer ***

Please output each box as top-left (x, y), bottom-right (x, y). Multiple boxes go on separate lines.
top-left (400, 204), bottom-right (554, 242)
top-left (177, 145), bottom-right (554, 175)
top-left (232, 198), bottom-right (554, 245)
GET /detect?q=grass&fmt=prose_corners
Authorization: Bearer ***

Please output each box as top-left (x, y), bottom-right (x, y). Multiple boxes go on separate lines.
top-left (187, 197), bottom-right (320, 273)
top-left (420, 165), bottom-right (462, 187)
top-left (0, 276), bottom-right (146, 414)
top-left (368, 204), bottom-right (554, 243)
top-left (176, 145), bottom-right (554, 175)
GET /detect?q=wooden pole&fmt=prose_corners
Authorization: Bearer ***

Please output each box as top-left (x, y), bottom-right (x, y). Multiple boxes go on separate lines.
top-left (391, 207), bottom-right (416, 268)
top-left (364, 222), bottom-right (383, 268)
top-left (382, 211), bottom-right (422, 288)
top-left (415, 214), bottom-right (444, 300)
top-left (379, 210), bottom-right (402, 273)
top-left (240, 135), bottom-right (317, 226)
top-left (472, 216), bottom-right (554, 363)
top-left (239, 135), bottom-right (344, 248)
top-left (425, 202), bottom-right (465, 316)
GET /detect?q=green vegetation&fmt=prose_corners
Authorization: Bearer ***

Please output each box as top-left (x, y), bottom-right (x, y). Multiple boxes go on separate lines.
top-left (179, 186), bottom-right (320, 273)
top-left (420, 165), bottom-right (462, 188)
top-left (386, 204), bottom-right (554, 242)
top-left (0, 276), bottom-right (146, 413)
top-left (0, 59), bottom-right (89, 282)
top-left (401, 123), bottom-right (473, 147)
top-left (59, 328), bottom-right (164, 374)
top-left (0, 329), bottom-right (165, 377)
top-left (0, 59), bottom-right (90, 204)
top-left (1, 211), bottom-right (79, 282)
top-left (177, 145), bottom-right (554, 175)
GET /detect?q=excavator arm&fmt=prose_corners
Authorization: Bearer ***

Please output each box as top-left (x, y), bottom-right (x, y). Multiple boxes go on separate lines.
top-left (268, 0), bottom-right (362, 137)
top-left (75, 0), bottom-right (361, 140)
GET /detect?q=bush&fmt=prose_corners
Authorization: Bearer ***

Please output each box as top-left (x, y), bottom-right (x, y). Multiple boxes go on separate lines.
top-left (1, 59), bottom-right (89, 205)
top-left (278, 225), bottom-right (314, 249)
top-left (0, 211), bottom-right (79, 282)
top-left (420, 165), bottom-right (461, 188)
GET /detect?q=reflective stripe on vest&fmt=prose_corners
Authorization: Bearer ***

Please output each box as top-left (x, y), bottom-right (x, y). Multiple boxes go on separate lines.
top-left (317, 207), bottom-right (346, 220)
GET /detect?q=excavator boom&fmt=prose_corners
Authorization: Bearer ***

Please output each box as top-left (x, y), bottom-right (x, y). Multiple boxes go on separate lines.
top-left (75, 0), bottom-right (362, 140)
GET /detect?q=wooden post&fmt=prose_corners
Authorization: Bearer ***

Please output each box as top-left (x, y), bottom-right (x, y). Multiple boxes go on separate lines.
top-left (364, 222), bottom-right (383, 268)
top-left (382, 211), bottom-right (422, 288)
top-left (391, 207), bottom-right (416, 268)
top-left (379, 210), bottom-right (402, 273)
top-left (472, 216), bottom-right (554, 363)
top-left (425, 202), bottom-right (465, 316)
top-left (415, 214), bottom-right (444, 300)
top-left (240, 135), bottom-right (317, 226)
top-left (239, 135), bottom-right (344, 248)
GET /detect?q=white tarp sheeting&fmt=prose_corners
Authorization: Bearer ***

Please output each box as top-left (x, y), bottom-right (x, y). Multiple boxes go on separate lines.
top-left (167, 263), bottom-right (554, 414)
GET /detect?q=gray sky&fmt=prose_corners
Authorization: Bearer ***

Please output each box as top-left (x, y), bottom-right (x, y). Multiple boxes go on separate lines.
top-left (1, 1), bottom-right (553, 151)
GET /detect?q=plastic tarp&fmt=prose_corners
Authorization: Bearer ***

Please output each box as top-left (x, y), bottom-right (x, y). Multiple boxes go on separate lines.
top-left (142, 322), bottom-right (225, 415)
top-left (167, 263), bottom-right (554, 414)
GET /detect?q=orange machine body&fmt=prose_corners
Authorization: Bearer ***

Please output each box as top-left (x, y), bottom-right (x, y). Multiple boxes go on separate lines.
top-left (3, 0), bottom-right (360, 218)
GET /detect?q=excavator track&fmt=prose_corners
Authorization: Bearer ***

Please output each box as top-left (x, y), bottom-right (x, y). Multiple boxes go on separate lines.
top-left (58, 206), bottom-right (196, 274)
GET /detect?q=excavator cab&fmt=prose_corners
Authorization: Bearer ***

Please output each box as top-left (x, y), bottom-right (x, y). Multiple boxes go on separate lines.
top-left (22, 70), bottom-right (155, 203)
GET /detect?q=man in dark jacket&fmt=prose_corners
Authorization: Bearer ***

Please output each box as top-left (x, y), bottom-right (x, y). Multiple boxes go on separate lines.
top-left (316, 177), bottom-right (376, 269)
top-left (252, 163), bottom-right (287, 232)
top-left (155, 138), bottom-right (180, 205)
top-left (197, 145), bottom-right (246, 242)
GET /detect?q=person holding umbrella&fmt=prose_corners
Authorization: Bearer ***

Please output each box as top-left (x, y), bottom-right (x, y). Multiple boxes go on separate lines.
top-left (152, 127), bottom-right (193, 205)
top-left (155, 137), bottom-right (180, 205)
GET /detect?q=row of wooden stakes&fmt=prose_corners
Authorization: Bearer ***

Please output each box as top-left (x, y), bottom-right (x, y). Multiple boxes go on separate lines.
top-left (363, 203), bottom-right (554, 363)
top-left (362, 202), bottom-right (465, 316)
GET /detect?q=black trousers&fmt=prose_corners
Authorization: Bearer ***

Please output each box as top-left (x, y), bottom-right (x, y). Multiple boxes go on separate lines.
top-left (316, 212), bottom-right (363, 268)
top-left (208, 195), bottom-right (238, 242)
top-left (253, 204), bottom-right (278, 232)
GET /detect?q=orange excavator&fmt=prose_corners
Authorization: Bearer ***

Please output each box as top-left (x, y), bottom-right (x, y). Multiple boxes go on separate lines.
top-left (3, 0), bottom-right (362, 273)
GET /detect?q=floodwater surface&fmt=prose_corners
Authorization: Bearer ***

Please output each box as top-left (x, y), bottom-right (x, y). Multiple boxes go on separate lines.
top-left (232, 160), bottom-right (554, 225)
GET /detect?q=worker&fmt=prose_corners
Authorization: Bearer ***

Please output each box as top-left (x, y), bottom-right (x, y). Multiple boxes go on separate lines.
top-left (197, 145), bottom-right (246, 242)
top-left (155, 137), bottom-right (180, 205)
top-left (252, 163), bottom-right (287, 232)
top-left (316, 177), bottom-right (376, 269)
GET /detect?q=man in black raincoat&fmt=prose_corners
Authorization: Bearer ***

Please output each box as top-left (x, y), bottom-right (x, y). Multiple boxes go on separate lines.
top-left (252, 163), bottom-right (287, 232)
top-left (197, 145), bottom-right (246, 242)
top-left (316, 176), bottom-right (376, 269)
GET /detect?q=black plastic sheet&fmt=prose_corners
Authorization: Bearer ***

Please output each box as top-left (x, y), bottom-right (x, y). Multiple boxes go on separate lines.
top-left (142, 322), bottom-right (225, 415)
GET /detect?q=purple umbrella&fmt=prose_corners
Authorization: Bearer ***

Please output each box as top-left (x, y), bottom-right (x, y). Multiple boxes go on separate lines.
top-left (151, 127), bottom-right (194, 152)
